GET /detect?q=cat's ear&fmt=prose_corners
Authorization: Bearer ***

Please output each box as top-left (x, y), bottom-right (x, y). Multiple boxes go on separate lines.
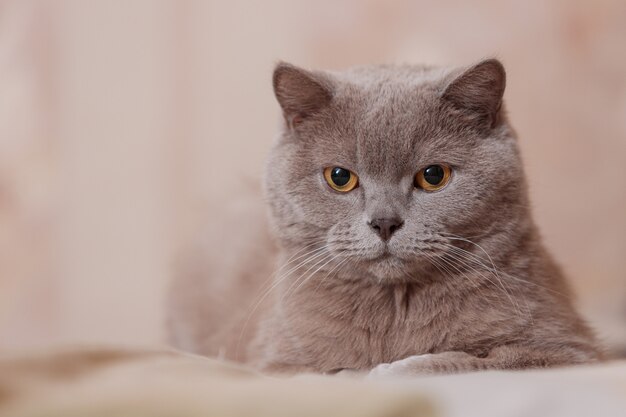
top-left (442, 59), bottom-right (506, 129)
top-left (273, 62), bottom-right (333, 129)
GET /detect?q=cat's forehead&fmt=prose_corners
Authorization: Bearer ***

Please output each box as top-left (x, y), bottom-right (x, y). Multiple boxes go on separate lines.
top-left (322, 68), bottom-right (457, 178)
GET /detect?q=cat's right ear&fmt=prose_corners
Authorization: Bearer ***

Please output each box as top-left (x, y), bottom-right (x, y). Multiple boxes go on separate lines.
top-left (273, 62), bottom-right (333, 129)
top-left (442, 59), bottom-right (506, 130)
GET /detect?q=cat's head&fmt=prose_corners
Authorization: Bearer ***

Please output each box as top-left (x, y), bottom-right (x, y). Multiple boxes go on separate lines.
top-left (265, 59), bottom-right (528, 283)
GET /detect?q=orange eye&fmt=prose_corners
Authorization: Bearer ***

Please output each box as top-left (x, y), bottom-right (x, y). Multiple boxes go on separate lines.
top-left (415, 164), bottom-right (452, 191)
top-left (324, 167), bottom-right (359, 192)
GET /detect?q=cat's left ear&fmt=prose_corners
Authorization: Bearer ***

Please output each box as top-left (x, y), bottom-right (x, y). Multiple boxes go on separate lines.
top-left (442, 59), bottom-right (506, 129)
top-left (273, 62), bottom-right (334, 129)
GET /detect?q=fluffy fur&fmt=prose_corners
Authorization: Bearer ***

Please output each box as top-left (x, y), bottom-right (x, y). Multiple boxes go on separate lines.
top-left (167, 59), bottom-right (600, 376)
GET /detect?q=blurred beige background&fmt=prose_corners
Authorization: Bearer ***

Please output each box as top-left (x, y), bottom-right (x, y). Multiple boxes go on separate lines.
top-left (0, 0), bottom-right (624, 353)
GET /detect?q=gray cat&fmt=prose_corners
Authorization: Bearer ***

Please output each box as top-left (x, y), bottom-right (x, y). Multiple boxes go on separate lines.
top-left (168, 59), bottom-right (600, 376)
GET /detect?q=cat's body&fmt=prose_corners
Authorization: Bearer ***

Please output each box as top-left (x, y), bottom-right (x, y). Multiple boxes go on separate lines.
top-left (168, 60), bottom-right (600, 376)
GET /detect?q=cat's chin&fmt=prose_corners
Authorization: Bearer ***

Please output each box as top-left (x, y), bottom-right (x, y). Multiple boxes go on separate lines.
top-left (365, 255), bottom-right (414, 283)
top-left (362, 251), bottom-right (437, 284)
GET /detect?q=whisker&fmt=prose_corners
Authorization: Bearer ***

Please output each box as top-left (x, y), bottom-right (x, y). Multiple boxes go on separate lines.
top-left (281, 252), bottom-right (336, 302)
top-left (313, 256), bottom-right (350, 294)
top-left (421, 252), bottom-right (457, 283)
top-left (235, 244), bottom-right (329, 359)
top-left (437, 240), bottom-right (534, 322)
top-left (443, 249), bottom-right (527, 320)
top-left (439, 235), bottom-right (521, 306)
top-left (443, 235), bottom-right (505, 286)
top-left (440, 241), bottom-right (568, 299)
top-left (252, 240), bottom-right (323, 299)
top-left (435, 254), bottom-right (483, 291)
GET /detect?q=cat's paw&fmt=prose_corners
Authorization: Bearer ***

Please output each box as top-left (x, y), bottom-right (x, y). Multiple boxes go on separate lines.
top-left (367, 354), bottom-right (435, 379)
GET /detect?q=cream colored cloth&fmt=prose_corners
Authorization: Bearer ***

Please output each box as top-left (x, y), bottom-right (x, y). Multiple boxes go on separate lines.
top-left (1, 348), bottom-right (625, 417)
top-left (0, 348), bottom-right (434, 417)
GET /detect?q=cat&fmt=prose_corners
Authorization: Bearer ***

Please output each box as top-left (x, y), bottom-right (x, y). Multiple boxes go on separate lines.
top-left (167, 59), bottom-right (601, 376)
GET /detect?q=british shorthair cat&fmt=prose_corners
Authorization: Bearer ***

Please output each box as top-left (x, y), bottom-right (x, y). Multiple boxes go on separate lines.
top-left (168, 59), bottom-right (600, 376)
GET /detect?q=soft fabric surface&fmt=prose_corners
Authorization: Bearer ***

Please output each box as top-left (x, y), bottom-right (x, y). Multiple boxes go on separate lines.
top-left (0, 348), bottom-right (624, 417)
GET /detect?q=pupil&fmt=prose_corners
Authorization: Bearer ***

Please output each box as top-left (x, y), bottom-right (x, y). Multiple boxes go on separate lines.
top-left (423, 165), bottom-right (444, 185)
top-left (331, 168), bottom-right (351, 186)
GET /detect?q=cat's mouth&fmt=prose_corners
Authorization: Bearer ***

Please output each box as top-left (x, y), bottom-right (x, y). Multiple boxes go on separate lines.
top-left (366, 245), bottom-right (408, 263)
top-left (330, 240), bottom-right (423, 281)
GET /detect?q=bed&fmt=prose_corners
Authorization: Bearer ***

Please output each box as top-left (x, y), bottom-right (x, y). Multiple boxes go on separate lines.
top-left (1, 347), bottom-right (624, 417)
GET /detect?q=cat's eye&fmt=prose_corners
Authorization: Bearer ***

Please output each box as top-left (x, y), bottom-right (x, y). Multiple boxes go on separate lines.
top-left (324, 167), bottom-right (359, 192)
top-left (415, 164), bottom-right (452, 191)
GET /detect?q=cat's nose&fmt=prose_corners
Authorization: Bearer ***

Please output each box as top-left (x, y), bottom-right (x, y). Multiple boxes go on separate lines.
top-left (368, 217), bottom-right (404, 241)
